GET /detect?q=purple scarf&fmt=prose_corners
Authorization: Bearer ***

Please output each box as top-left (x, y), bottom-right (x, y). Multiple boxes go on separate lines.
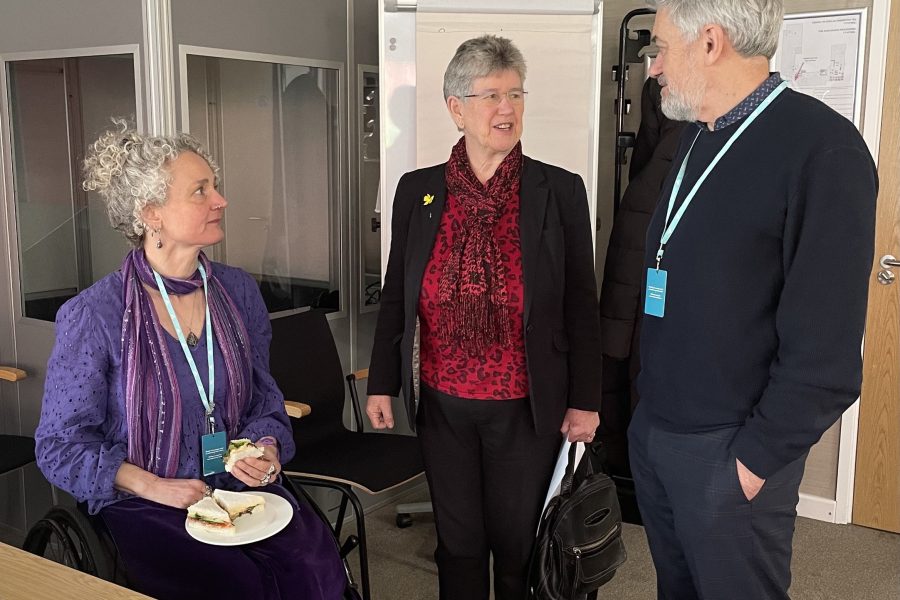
top-left (121, 249), bottom-right (252, 477)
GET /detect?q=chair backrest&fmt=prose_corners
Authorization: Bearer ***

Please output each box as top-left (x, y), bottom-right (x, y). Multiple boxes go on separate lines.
top-left (0, 435), bottom-right (35, 475)
top-left (269, 309), bottom-right (347, 439)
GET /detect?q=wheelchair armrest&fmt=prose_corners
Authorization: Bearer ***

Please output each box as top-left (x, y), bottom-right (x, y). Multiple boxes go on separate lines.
top-left (0, 366), bottom-right (27, 382)
top-left (284, 401), bottom-right (312, 419)
top-left (344, 370), bottom-right (369, 434)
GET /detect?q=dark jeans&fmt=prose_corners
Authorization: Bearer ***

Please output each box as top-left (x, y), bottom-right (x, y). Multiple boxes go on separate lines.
top-left (628, 404), bottom-right (807, 600)
top-left (100, 483), bottom-right (346, 600)
top-left (417, 385), bottom-right (561, 600)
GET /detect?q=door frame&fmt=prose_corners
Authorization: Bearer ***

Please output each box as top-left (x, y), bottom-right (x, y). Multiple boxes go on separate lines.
top-left (827, 0), bottom-right (895, 525)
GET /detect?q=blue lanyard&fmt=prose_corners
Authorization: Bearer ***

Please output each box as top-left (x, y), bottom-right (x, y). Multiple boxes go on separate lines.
top-left (153, 264), bottom-right (216, 434)
top-left (656, 80), bottom-right (789, 269)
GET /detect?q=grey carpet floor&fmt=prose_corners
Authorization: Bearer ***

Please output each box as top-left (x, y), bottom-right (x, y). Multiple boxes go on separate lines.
top-left (359, 491), bottom-right (900, 600)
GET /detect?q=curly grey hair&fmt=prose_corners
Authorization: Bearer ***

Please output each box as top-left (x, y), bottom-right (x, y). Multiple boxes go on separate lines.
top-left (648, 0), bottom-right (784, 59)
top-left (443, 35), bottom-right (527, 100)
top-left (82, 119), bottom-right (219, 247)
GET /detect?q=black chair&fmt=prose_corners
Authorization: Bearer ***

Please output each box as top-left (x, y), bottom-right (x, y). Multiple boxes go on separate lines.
top-left (0, 366), bottom-right (35, 477)
top-left (0, 434), bottom-right (34, 475)
top-left (270, 309), bottom-right (426, 600)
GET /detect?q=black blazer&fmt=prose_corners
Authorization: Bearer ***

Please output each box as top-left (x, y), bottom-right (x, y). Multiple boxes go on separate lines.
top-left (367, 156), bottom-right (602, 436)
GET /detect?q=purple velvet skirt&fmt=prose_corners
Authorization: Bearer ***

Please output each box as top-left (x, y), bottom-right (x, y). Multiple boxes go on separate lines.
top-left (100, 483), bottom-right (346, 599)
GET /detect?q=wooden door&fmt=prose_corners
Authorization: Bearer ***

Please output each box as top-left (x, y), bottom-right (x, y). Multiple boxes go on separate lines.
top-left (853, 0), bottom-right (900, 533)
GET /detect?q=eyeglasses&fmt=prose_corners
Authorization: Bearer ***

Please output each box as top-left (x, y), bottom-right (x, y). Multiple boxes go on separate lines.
top-left (463, 90), bottom-right (527, 106)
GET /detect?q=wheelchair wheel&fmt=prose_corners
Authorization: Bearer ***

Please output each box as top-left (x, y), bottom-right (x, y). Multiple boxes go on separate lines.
top-left (23, 506), bottom-right (114, 581)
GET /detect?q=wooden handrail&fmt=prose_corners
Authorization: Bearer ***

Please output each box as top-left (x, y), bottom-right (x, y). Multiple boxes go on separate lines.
top-left (350, 368), bottom-right (369, 381)
top-left (0, 367), bottom-right (27, 382)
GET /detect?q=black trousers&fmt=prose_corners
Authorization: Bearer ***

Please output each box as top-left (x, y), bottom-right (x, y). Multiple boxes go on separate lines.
top-left (628, 404), bottom-right (807, 600)
top-left (417, 385), bottom-right (561, 600)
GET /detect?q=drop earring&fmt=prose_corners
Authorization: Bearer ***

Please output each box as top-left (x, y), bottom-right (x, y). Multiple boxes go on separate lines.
top-left (152, 227), bottom-right (162, 249)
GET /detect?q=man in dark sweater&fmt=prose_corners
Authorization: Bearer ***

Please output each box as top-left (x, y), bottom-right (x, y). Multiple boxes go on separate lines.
top-left (630, 2), bottom-right (878, 599)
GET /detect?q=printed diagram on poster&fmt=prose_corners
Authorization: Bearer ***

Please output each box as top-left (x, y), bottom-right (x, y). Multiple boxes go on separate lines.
top-left (773, 10), bottom-right (866, 127)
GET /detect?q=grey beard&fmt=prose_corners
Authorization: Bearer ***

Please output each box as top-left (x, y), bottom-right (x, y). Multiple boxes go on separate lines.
top-left (660, 90), bottom-right (700, 122)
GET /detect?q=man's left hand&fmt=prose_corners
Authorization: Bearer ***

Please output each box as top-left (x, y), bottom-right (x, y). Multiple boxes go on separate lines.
top-left (560, 408), bottom-right (600, 443)
top-left (736, 458), bottom-right (766, 501)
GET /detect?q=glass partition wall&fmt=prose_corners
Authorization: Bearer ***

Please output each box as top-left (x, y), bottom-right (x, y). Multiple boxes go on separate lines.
top-left (185, 54), bottom-right (343, 316)
top-left (6, 54), bottom-right (136, 322)
top-left (359, 66), bottom-right (381, 311)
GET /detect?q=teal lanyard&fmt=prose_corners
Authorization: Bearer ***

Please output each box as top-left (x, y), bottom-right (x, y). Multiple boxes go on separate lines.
top-left (656, 80), bottom-right (789, 269)
top-left (153, 264), bottom-right (216, 434)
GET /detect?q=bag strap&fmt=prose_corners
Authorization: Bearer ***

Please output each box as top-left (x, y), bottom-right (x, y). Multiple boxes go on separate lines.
top-left (560, 441), bottom-right (594, 496)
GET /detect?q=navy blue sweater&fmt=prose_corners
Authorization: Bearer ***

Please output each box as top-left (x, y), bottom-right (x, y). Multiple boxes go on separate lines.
top-left (638, 89), bottom-right (877, 478)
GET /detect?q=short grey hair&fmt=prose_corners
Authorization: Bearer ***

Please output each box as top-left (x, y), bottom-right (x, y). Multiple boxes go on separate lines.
top-left (82, 119), bottom-right (218, 247)
top-left (443, 35), bottom-right (527, 100)
top-left (648, 0), bottom-right (784, 59)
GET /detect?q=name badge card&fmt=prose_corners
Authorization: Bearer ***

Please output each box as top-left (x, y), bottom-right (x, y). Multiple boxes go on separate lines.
top-left (201, 431), bottom-right (227, 476)
top-left (644, 268), bottom-right (668, 318)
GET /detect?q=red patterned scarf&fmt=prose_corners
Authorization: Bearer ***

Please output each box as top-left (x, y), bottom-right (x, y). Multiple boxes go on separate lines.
top-left (439, 136), bottom-right (523, 355)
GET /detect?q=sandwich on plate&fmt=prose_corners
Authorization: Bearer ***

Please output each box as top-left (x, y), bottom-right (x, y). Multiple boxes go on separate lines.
top-left (212, 489), bottom-right (266, 520)
top-left (224, 438), bottom-right (264, 473)
top-left (186, 496), bottom-right (235, 536)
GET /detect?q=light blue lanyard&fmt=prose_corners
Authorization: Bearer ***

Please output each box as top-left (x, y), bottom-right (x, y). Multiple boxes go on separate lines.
top-left (153, 263), bottom-right (216, 434)
top-left (656, 80), bottom-right (789, 269)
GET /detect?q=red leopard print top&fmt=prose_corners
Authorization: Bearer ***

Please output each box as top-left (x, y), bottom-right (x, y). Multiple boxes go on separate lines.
top-left (419, 191), bottom-right (529, 400)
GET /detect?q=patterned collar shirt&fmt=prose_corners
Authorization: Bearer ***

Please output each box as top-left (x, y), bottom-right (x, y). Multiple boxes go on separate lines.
top-left (708, 72), bottom-right (785, 131)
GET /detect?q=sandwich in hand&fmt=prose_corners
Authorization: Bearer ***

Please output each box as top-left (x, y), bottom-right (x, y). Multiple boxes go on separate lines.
top-left (212, 489), bottom-right (266, 520)
top-left (186, 496), bottom-right (235, 536)
top-left (224, 438), bottom-right (264, 473)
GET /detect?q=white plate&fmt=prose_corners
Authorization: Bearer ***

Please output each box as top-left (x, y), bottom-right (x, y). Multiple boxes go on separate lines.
top-left (185, 491), bottom-right (293, 546)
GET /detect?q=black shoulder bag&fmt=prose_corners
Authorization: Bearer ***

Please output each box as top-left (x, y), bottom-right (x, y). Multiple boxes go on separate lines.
top-left (528, 442), bottom-right (627, 600)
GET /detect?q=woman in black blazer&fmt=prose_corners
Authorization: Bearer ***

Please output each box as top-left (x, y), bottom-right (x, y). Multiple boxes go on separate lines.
top-left (366, 35), bottom-right (602, 600)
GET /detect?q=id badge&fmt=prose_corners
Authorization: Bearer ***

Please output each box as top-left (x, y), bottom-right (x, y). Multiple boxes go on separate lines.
top-left (201, 430), bottom-right (227, 476)
top-left (644, 268), bottom-right (668, 318)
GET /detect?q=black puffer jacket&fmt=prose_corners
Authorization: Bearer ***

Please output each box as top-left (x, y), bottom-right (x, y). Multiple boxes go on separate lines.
top-left (597, 78), bottom-right (687, 475)
top-left (600, 77), bottom-right (687, 361)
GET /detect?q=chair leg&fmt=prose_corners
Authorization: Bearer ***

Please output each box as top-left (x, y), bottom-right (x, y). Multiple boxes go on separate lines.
top-left (343, 487), bottom-right (371, 600)
top-left (284, 477), bottom-right (372, 600)
top-left (335, 494), bottom-right (350, 539)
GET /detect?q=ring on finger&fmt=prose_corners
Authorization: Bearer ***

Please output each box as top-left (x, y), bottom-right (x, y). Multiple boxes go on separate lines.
top-left (260, 474), bottom-right (271, 485)
top-left (266, 464), bottom-right (276, 476)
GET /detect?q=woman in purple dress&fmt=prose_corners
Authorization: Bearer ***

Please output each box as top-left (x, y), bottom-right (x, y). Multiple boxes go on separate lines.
top-left (34, 122), bottom-right (346, 600)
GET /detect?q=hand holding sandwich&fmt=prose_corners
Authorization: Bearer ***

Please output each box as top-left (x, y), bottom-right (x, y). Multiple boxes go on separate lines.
top-left (226, 438), bottom-right (281, 488)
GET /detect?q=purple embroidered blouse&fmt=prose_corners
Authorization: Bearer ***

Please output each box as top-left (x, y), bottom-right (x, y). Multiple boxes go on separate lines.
top-left (35, 262), bottom-right (295, 514)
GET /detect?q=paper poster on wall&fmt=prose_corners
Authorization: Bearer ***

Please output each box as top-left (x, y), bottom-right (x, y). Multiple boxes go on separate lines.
top-left (773, 10), bottom-right (866, 127)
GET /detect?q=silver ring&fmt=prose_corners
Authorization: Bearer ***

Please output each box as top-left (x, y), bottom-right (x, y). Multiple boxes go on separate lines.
top-left (260, 474), bottom-right (271, 485)
top-left (266, 464), bottom-right (276, 476)
top-left (204, 485), bottom-right (212, 496)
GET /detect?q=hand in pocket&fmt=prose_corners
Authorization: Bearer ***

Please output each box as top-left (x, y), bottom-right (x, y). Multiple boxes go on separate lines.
top-left (736, 458), bottom-right (766, 501)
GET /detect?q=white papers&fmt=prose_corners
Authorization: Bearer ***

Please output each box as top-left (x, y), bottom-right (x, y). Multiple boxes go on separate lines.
top-left (773, 10), bottom-right (866, 126)
top-left (542, 439), bottom-right (586, 514)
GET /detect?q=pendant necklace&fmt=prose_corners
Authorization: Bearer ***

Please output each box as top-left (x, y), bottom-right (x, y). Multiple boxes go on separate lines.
top-left (186, 291), bottom-right (200, 348)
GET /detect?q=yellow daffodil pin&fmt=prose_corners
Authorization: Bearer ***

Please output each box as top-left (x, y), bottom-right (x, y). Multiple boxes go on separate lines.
top-left (423, 193), bottom-right (434, 206)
